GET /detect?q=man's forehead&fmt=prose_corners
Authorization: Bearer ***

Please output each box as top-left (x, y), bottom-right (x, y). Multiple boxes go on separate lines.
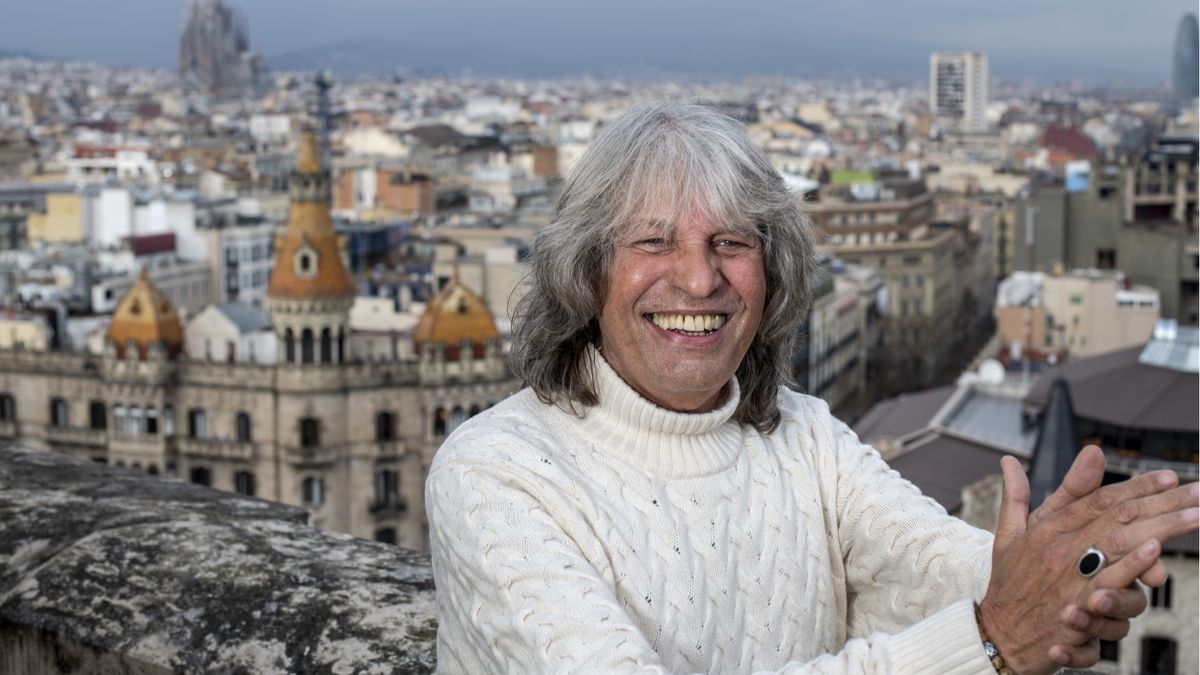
top-left (618, 211), bottom-right (758, 240)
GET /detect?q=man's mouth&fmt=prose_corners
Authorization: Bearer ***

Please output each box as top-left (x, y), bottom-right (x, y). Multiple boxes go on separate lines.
top-left (647, 313), bottom-right (727, 336)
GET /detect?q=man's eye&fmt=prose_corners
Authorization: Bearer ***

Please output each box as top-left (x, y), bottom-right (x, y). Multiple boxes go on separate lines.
top-left (715, 239), bottom-right (751, 250)
top-left (635, 238), bottom-right (670, 251)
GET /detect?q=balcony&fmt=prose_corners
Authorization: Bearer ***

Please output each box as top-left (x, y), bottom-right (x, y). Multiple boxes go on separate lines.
top-left (0, 444), bottom-right (436, 673)
top-left (45, 426), bottom-right (108, 448)
top-left (175, 437), bottom-right (255, 461)
top-left (370, 495), bottom-right (409, 516)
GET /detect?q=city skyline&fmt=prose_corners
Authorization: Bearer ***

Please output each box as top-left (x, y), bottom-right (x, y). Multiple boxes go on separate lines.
top-left (0, 0), bottom-right (1195, 84)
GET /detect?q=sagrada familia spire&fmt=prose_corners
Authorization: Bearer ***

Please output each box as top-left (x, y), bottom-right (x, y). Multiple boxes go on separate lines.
top-left (178, 0), bottom-right (266, 96)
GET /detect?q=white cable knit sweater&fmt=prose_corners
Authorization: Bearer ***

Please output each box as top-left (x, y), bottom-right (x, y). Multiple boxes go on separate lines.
top-left (427, 352), bottom-right (999, 674)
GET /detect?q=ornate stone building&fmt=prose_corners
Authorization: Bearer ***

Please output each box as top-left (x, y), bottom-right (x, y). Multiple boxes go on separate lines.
top-left (178, 0), bottom-right (266, 97)
top-left (0, 131), bottom-right (518, 551)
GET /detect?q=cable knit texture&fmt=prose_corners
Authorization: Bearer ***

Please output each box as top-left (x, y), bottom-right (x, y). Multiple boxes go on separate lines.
top-left (427, 351), bottom-right (999, 674)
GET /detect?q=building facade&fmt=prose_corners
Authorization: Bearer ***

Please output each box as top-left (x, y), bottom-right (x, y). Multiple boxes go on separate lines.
top-left (930, 52), bottom-right (989, 131)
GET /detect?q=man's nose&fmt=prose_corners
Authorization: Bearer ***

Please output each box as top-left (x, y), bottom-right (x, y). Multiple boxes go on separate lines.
top-left (669, 245), bottom-right (724, 298)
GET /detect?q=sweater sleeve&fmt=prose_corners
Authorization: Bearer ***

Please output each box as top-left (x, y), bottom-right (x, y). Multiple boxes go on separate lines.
top-left (825, 411), bottom-right (996, 639)
top-left (428, 450), bottom-right (997, 675)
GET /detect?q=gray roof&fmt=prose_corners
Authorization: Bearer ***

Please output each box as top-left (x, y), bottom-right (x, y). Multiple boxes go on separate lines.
top-left (853, 385), bottom-right (955, 442)
top-left (887, 435), bottom-right (1017, 513)
top-left (942, 390), bottom-right (1038, 456)
top-left (1025, 345), bottom-right (1198, 434)
top-left (215, 302), bottom-right (271, 333)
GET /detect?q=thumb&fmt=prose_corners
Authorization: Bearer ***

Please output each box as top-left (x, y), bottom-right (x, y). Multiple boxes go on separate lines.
top-left (994, 456), bottom-right (1030, 554)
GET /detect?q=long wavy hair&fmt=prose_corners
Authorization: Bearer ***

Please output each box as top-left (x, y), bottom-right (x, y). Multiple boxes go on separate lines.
top-left (510, 103), bottom-right (817, 432)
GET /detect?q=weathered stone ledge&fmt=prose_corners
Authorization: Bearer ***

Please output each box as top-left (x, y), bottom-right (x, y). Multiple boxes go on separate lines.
top-left (0, 444), bottom-right (436, 674)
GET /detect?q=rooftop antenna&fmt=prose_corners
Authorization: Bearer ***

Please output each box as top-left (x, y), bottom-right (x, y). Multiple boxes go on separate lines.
top-left (315, 71), bottom-right (333, 177)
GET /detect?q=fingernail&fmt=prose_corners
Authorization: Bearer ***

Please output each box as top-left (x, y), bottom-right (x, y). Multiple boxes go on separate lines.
top-left (1071, 612), bottom-right (1088, 628)
top-left (1157, 471), bottom-right (1176, 487)
top-left (1097, 597), bottom-right (1114, 613)
top-left (1142, 540), bottom-right (1159, 556)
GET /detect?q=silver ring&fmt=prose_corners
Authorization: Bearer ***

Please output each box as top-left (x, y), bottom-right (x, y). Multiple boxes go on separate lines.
top-left (1077, 547), bottom-right (1106, 577)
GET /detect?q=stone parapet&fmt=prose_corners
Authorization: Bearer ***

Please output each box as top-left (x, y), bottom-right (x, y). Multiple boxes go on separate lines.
top-left (0, 444), bottom-right (437, 674)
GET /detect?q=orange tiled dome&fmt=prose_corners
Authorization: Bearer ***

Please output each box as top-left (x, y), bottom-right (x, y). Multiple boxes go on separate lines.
top-left (413, 272), bottom-right (499, 359)
top-left (106, 268), bottom-right (184, 358)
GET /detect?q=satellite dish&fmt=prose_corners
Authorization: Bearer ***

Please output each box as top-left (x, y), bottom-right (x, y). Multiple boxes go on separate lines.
top-left (978, 359), bottom-right (1005, 384)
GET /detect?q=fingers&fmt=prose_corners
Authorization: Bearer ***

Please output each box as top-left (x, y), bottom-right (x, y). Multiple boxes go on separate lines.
top-left (994, 455), bottom-right (1030, 553)
top-left (1032, 445), bottom-right (1105, 522)
top-left (1049, 638), bottom-right (1100, 670)
top-left (1051, 469), bottom-right (1181, 532)
top-left (1062, 604), bottom-right (1132, 641)
top-left (1086, 586), bottom-right (1148, 620)
top-left (1093, 539), bottom-right (1161, 590)
top-left (1098, 506), bottom-right (1200, 565)
top-left (1139, 560), bottom-right (1169, 588)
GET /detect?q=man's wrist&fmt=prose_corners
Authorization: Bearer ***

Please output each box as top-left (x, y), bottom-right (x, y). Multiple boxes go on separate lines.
top-left (975, 601), bottom-right (1018, 675)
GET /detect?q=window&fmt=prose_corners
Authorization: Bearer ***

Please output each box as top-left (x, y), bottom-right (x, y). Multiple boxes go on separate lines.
top-left (146, 407), bottom-right (158, 435)
top-left (1150, 575), bottom-right (1173, 609)
top-left (321, 327), bottom-right (332, 363)
top-left (188, 409), bottom-right (208, 439)
top-left (234, 471), bottom-right (256, 496)
top-left (301, 329), bottom-right (314, 364)
top-left (1141, 637), bottom-right (1177, 675)
top-left (1099, 640), bottom-right (1119, 662)
top-left (1096, 248), bottom-right (1117, 270)
top-left (235, 412), bottom-right (252, 442)
top-left (433, 407), bottom-right (447, 436)
top-left (299, 254), bottom-right (311, 272)
top-left (190, 466), bottom-right (212, 486)
top-left (915, 274), bottom-right (924, 287)
top-left (302, 476), bottom-right (325, 505)
top-left (89, 401), bottom-right (107, 430)
top-left (468, 404), bottom-right (481, 418)
top-left (163, 404), bottom-right (175, 436)
top-left (128, 407), bottom-right (144, 435)
top-left (50, 398), bottom-right (68, 428)
top-left (300, 417), bottom-right (320, 447)
top-left (375, 469), bottom-right (400, 508)
top-left (113, 405), bottom-right (127, 434)
top-left (374, 527), bottom-right (397, 545)
top-left (375, 411), bottom-right (395, 442)
top-left (0, 394), bottom-right (15, 421)
top-left (285, 328), bottom-right (295, 363)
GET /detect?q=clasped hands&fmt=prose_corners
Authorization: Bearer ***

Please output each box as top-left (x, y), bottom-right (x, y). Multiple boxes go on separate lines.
top-left (977, 445), bottom-right (1199, 674)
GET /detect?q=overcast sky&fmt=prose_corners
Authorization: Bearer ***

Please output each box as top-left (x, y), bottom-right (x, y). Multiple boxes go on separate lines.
top-left (1, 0), bottom-right (1194, 83)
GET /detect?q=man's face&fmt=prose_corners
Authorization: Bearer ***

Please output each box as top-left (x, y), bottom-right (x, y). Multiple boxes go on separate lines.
top-left (598, 211), bottom-right (766, 412)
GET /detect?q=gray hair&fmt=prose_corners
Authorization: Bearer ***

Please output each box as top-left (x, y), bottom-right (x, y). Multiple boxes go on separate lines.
top-left (510, 103), bottom-right (817, 432)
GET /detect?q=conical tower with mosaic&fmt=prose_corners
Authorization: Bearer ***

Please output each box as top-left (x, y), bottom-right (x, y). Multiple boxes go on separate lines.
top-left (266, 127), bottom-right (356, 365)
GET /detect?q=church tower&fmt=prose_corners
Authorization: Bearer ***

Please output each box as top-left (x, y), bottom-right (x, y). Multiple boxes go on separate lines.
top-left (266, 128), bottom-right (356, 365)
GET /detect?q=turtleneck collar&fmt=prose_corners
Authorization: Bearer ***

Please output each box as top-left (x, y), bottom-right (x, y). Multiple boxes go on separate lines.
top-left (561, 346), bottom-right (746, 479)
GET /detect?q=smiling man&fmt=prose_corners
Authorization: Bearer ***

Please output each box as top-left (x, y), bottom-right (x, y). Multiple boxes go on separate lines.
top-left (426, 104), bottom-right (1198, 674)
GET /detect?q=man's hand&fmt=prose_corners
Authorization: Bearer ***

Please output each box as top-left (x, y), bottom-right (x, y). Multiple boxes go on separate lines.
top-left (977, 448), bottom-right (1199, 674)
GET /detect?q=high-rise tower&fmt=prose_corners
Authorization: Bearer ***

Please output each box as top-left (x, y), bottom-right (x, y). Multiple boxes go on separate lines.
top-left (930, 52), bottom-right (989, 131)
top-left (1173, 14), bottom-right (1199, 101)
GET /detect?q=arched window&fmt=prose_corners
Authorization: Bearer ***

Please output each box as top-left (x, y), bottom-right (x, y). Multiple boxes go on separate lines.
top-left (146, 407), bottom-right (159, 435)
top-left (449, 406), bottom-right (465, 434)
top-left (300, 417), bottom-right (320, 447)
top-left (433, 407), bottom-right (447, 436)
top-left (89, 401), bottom-right (107, 430)
top-left (147, 465), bottom-right (159, 476)
top-left (320, 327), bottom-right (332, 363)
top-left (374, 527), bottom-right (397, 545)
top-left (113, 405), bottom-right (127, 434)
top-left (235, 411), bottom-right (252, 442)
top-left (468, 404), bottom-right (481, 418)
top-left (189, 466), bottom-right (211, 486)
top-left (234, 471), bottom-right (256, 496)
top-left (188, 409), bottom-right (208, 439)
top-left (162, 404), bottom-right (175, 436)
top-left (0, 394), bottom-right (15, 421)
top-left (285, 328), bottom-right (295, 363)
top-left (49, 398), bottom-right (69, 428)
top-left (301, 329), bottom-right (314, 364)
top-left (375, 411), bottom-right (395, 442)
top-left (337, 327), bottom-right (346, 362)
top-left (301, 476), bottom-right (324, 505)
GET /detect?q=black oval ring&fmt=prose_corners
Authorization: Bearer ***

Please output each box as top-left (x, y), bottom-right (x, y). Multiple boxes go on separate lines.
top-left (1077, 547), bottom-right (1106, 577)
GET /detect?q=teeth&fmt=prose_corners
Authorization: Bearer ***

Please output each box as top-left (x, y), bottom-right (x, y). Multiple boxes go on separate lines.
top-left (650, 313), bottom-right (727, 333)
